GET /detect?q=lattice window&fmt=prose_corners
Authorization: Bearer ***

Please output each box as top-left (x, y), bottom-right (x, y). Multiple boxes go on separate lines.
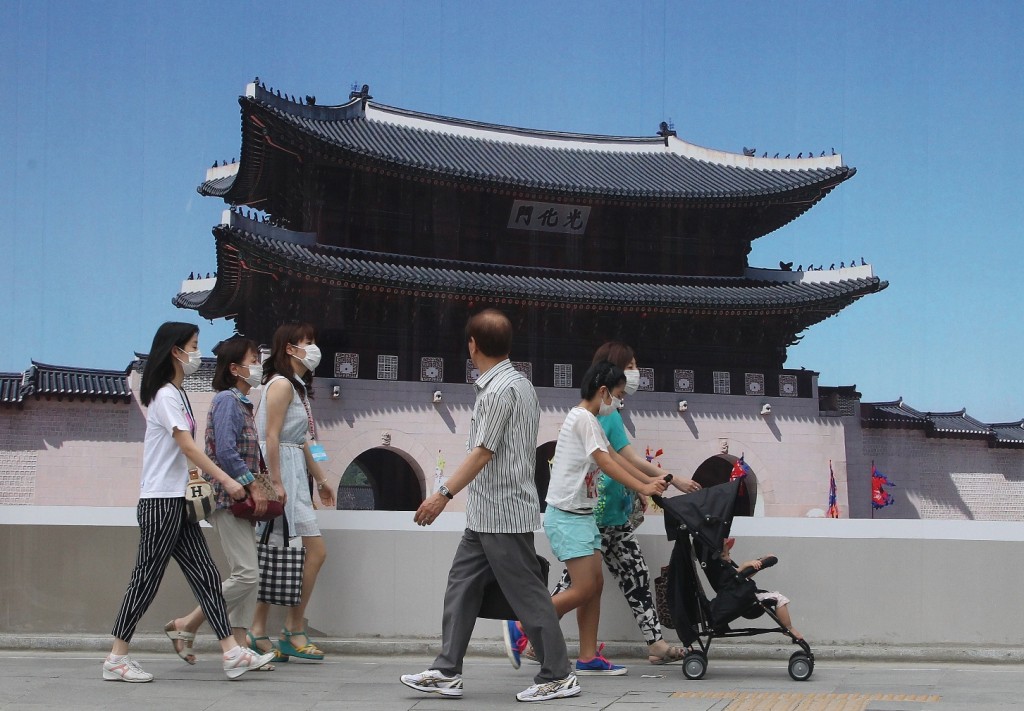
top-left (420, 357), bottom-right (443, 383)
top-left (465, 359), bottom-right (480, 384)
top-left (673, 369), bottom-right (694, 393)
top-left (779, 374), bottom-right (798, 398)
top-left (713, 371), bottom-right (731, 395)
top-left (377, 355), bottom-right (398, 380)
top-left (512, 361), bottom-right (533, 382)
top-left (745, 373), bottom-right (765, 396)
top-left (335, 353), bottom-right (359, 379)
top-left (637, 367), bottom-right (654, 392)
top-left (554, 364), bottom-right (573, 388)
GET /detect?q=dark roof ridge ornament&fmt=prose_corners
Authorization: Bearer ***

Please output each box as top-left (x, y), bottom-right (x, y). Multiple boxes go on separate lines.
top-left (657, 120), bottom-right (677, 146)
top-left (349, 83), bottom-right (372, 109)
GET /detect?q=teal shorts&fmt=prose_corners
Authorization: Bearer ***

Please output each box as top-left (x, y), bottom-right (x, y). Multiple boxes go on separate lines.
top-left (543, 506), bottom-right (602, 562)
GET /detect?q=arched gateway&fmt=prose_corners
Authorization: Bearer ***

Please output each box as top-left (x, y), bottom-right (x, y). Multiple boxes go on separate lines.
top-left (337, 448), bottom-right (423, 511)
top-left (691, 455), bottom-right (758, 517)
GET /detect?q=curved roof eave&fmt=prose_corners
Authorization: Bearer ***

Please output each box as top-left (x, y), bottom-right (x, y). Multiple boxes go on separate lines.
top-left (198, 81), bottom-right (854, 206)
top-left (178, 215), bottom-right (885, 318)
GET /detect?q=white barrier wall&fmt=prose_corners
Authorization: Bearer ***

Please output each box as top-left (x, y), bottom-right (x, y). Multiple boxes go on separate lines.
top-left (2, 507), bottom-right (1022, 647)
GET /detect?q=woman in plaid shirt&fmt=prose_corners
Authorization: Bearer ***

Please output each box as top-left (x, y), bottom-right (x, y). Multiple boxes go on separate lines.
top-left (164, 337), bottom-right (281, 668)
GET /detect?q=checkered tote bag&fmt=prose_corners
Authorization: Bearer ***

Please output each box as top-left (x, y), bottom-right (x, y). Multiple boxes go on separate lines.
top-left (257, 514), bottom-right (305, 606)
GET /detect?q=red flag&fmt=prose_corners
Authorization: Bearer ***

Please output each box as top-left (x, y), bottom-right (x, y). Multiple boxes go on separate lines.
top-left (871, 462), bottom-right (895, 510)
top-left (730, 454), bottom-right (751, 495)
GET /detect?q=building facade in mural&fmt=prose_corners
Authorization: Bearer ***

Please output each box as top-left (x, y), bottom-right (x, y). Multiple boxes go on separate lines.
top-left (4, 81), bottom-right (1019, 518)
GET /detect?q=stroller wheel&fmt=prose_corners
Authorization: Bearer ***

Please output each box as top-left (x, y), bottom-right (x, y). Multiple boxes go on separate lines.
top-left (682, 650), bottom-right (707, 680)
top-left (788, 652), bottom-right (813, 681)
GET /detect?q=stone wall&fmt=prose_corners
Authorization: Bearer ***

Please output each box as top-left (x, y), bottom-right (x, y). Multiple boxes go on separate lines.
top-left (858, 428), bottom-right (1024, 520)
top-left (2, 379), bottom-right (1022, 520)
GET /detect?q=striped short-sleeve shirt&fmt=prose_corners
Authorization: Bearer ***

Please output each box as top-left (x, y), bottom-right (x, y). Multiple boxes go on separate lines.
top-left (464, 359), bottom-right (541, 533)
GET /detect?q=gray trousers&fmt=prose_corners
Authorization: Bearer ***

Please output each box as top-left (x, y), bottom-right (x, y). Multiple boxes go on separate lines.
top-left (433, 529), bottom-right (571, 683)
top-left (208, 509), bottom-right (259, 630)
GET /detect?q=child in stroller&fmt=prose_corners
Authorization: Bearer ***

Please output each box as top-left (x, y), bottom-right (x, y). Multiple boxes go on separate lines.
top-left (656, 479), bottom-right (814, 681)
top-left (720, 537), bottom-right (802, 643)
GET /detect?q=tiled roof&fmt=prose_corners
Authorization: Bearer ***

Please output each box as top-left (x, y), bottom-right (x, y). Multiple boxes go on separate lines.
top-left (990, 421), bottom-right (1024, 447)
top-left (862, 399), bottom-right (930, 428)
top-left (171, 289), bottom-right (213, 310)
top-left (200, 82), bottom-right (854, 206)
top-left (1, 372), bottom-right (26, 405)
top-left (173, 212), bottom-right (887, 317)
top-left (862, 400), bottom-right (1023, 447)
top-left (925, 409), bottom-right (991, 436)
top-left (29, 362), bottom-right (132, 402)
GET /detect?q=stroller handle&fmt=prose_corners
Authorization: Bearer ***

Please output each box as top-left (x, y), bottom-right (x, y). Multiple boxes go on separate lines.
top-left (737, 555), bottom-right (778, 578)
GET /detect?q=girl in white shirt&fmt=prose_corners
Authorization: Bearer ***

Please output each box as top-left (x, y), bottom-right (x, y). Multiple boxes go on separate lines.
top-left (105, 322), bottom-right (275, 682)
top-left (541, 361), bottom-right (667, 676)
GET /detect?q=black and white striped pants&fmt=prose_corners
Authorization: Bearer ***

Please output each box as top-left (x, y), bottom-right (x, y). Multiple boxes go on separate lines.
top-left (111, 497), bottom-right (232, 642)
top-left (552, 523), bottom-right (662, 646)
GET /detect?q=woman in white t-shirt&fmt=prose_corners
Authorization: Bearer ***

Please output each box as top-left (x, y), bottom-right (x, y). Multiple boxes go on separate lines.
top-left (105, 322), bottom-right (276, 683)
top-left (540, 361), bottom-right (667, 677)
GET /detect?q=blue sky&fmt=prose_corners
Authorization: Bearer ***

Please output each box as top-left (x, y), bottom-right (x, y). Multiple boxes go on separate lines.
top-left (2, 1), bottom-right (1021, 422)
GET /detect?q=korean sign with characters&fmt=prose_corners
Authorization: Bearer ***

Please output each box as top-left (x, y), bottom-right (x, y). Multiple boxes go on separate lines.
top-left (508, 200), bottom-right (591, 235)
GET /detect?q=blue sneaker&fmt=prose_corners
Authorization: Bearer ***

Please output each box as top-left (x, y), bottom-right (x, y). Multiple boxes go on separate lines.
top-left (501, 620), bottom-right (524, 669)
top-left (575, 644), bottom-right (627, 676)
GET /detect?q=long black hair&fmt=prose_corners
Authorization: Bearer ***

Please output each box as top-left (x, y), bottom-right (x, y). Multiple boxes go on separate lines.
top-left (580, 360), bottom-right (625, 400)
top-left (140, 322), bottom-right (198, 405)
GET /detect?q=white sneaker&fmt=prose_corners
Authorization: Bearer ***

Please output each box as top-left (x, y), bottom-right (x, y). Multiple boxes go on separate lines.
top-left (400, 669), bottom-right (464, 697)
top-left (102, 655), bottom-right (154, 683)
top-left (516, 673), bottom-right (581, 702)
top-left (223, 648), bottom-right (277, 679)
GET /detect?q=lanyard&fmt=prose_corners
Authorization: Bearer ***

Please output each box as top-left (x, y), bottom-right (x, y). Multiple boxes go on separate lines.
top-left (294, 378), bottom-right (317, 441)
top-left (176, 387), bottom-right (196, 438)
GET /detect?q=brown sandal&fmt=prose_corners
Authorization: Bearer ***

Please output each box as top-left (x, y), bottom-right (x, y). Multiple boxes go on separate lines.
top-left (648, 645), bottom-right (687, 665)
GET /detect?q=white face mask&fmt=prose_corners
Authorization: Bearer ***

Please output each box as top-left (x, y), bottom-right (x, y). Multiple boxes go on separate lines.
top-left (598, 392), bottom-right (616, 417)
top-left (178, 348), bottom-right (202, 376)
top-left (238, 362), bottom-right (263, 388)
top-left (623, 369), bottom-right (641, 395)
top-left (610, 395), bottom-right (623, 411)
top-left (291, 343), bottom-right (322, 371)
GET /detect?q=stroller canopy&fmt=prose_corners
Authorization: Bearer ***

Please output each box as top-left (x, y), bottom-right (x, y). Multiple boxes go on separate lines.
top-left (657, 478), bottom-right (742, 554)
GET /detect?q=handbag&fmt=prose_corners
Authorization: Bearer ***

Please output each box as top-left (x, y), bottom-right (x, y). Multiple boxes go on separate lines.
top-left (478, 554), bottom-right (550, 620)
top-left (231, 449), bottom-right (284, 522)
top-left (654, 565), bottom-right (674, 629)
top-left (231, 493), bottom-right (284, 522)
top-left (257, 514), bottom-right (305, 606)
top-left (184, 468), bottom-right (215, 524)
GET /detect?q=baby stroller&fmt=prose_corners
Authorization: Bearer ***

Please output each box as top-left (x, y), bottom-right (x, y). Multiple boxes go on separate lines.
top-left (654, 479), bottom-right (814, 681)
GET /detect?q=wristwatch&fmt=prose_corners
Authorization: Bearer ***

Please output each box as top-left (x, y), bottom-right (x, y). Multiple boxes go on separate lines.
top-left (439, 484), bottom-right (454, 500)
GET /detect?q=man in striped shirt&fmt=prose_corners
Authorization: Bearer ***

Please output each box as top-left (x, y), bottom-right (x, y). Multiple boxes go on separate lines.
top-left (401, 309), bottom-right (579, 703)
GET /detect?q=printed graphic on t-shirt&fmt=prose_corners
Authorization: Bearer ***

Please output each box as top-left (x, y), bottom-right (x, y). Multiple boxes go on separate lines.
top-left (585, 466), bottom-right (600, 499)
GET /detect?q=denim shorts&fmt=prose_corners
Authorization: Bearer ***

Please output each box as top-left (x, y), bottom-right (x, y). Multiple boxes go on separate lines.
top-left (543, 506), bottom-right (602, 562)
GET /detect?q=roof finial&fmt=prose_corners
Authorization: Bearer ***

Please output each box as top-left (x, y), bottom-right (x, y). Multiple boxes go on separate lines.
top-left (349, 83), bottom-right (372, 102)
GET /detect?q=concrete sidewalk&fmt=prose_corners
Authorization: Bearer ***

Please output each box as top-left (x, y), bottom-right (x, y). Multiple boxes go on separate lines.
top-left (1, 649), bottom-right (1022, 710)
top-left (3, 632), bottom-right (1024, 664)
